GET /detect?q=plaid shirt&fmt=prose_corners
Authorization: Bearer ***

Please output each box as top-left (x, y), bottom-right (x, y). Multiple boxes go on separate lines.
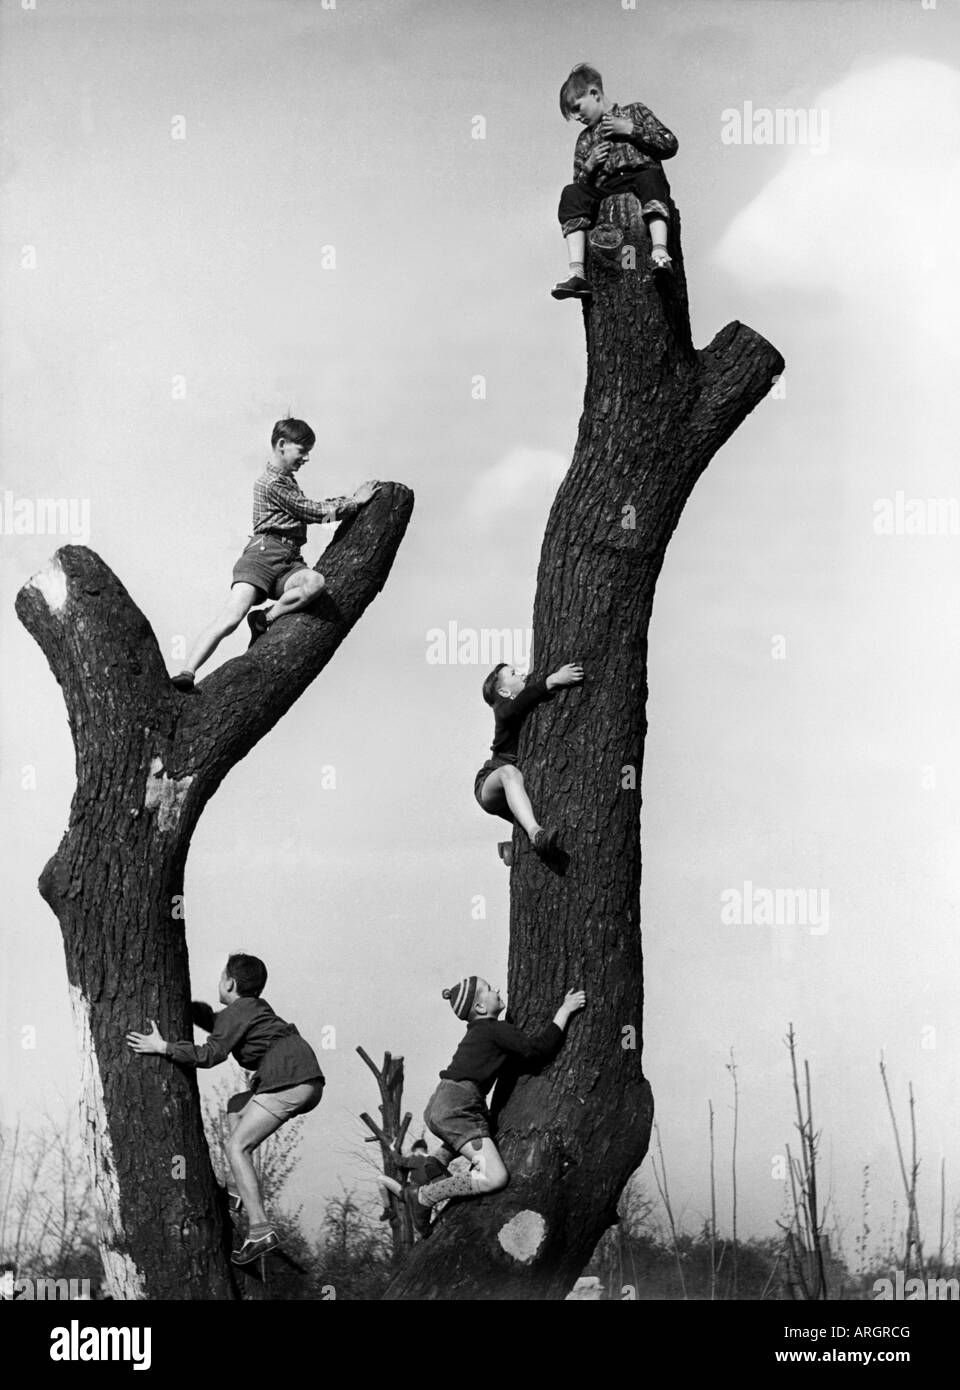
top-left (251, 462), bottom-right (359, 548)
top-left (573, 101), bottom-right (678, 191)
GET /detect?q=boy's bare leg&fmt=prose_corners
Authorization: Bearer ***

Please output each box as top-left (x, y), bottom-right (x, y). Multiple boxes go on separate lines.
top-left (225, 1101), bottom-right (285, 1228)
top-left (459, 1137), bottom-right (508, 1194)
top-left (418, 1138), bottom-right (508, 1206)
top-left (646, 216), bottom-right (671, 270)
top-left (480, 765), bottom-right (540, 840)
top-left (553, 229), bottom-right (592, 299)
top-left (648, 217), bottom-right (668, 250)
top-left (265, 568), bottom-right (325, 624)
top-left (224, 1112), bottom-right (242, 1205)
top-left (564, 228), bottom-right (586, 271)
top-left (177, 582), bottom-right (261, 681)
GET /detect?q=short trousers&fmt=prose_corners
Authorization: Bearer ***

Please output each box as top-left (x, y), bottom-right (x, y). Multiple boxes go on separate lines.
top-left (424, 1078), bottom-right (491, 1151)
top-left (231, 533), bottom-right (311, 601)
top-left (558, 166), bottom-right (672, 238)
top-left (228, 1077), bottom-right (324, 1121)
top-left (474, 756), bottom-right (513, 816)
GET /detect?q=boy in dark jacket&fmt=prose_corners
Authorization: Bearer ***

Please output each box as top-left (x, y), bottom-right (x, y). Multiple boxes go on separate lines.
top-left (414, 977), bottom-right (586, 1220)
top-left (474, 661), bottom-right (583, 855)
top-left (126, 953), bottom-right (324, 1265)
top-left (377, 1138), bottom-right (452, 1238)
top-left (397, 1138), bottom-right (448, 1189)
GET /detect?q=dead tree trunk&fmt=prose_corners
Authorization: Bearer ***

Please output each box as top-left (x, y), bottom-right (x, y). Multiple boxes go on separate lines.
top-left (358, 1048), bottom-right (414, 1260)
top-left (15, 484), bottom-right (413, 1299)
top-left (386, 196), bottom-right (783, 1299)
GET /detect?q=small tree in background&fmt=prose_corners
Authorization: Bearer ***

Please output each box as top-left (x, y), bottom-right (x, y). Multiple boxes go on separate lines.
top-left (0, 1115), bottom-right (101, 1287)
top-left (314, 1188), bottom-right (393, 1301)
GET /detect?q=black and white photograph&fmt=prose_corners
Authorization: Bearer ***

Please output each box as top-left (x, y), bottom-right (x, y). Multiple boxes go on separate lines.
top-left (1, 0), bottom-right (958, 1359)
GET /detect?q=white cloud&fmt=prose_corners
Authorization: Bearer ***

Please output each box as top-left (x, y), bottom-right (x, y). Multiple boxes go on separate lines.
top-left (461, 447), bottom-right (569, 536)
top-left (713, 58), bottom-right (960, 334)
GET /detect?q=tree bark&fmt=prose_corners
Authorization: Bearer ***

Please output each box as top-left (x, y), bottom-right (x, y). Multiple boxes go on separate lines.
top-left (15, 484), bottom-right (413, 1299)
top-left (385, 196), bottom-right (783, 1299)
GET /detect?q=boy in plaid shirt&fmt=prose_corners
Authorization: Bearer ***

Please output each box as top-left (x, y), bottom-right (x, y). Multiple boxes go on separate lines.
top-left (171, 417), bottom-right (378, 689)
top-left (552, 63), bottom-right (678, 301)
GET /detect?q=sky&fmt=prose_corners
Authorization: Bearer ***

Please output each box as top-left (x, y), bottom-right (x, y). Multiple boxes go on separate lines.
top-left (2, 0), bottom-right (959, 1271)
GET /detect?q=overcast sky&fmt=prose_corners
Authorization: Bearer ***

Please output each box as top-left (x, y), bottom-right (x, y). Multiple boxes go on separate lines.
top-left (2, 0), bottom-right (959, 1264)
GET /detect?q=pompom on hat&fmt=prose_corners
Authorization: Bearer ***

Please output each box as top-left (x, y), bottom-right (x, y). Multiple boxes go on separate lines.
top-left (443, 976), bottom-right (479, 1020)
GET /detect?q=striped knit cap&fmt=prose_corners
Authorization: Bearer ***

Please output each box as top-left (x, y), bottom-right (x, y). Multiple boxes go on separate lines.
top-left (443, 976), bottom-right (479, 1020)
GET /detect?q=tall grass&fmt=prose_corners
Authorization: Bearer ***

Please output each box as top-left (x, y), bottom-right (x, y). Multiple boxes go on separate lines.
top-left (583, 1030), bottom-right (956, 1301)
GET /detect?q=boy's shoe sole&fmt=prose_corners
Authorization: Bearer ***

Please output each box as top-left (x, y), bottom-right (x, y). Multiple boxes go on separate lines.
top-left (247, 611), bottom-right (269, 648)
top-left (497, 840), bottom-right (514, 867)
top-left (231, 1231), bottom-right (280, 1265)
top-left (551, 280), bottom-right (593, 300)
top-left (533, 826), bottom-right (559, 857)
top-left (171, 672), bottom-right (195, 691)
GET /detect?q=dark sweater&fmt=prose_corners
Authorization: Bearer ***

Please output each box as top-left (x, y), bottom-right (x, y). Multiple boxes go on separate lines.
top-left (168, 996), bottom-right (324, 1094)
top-left (397, 1153), bottom-right (447, 1184)
top-left (490, 676), bottom-right (552, 762)
top-left (440, 1017), bottom-right (564, 1095)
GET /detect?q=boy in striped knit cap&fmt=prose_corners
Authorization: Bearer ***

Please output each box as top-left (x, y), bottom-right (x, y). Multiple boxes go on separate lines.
top-left (411, 976), bottom-right (586, 1232)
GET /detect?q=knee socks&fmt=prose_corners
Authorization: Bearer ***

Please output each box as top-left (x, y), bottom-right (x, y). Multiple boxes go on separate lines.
top-left (418, 1146), bottom-right (502, 1206)
top-left (418, 1171), bottom-right (477, 1206)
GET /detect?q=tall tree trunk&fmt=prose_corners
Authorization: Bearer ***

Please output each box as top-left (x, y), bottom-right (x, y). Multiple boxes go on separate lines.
top-left (16, 485), bottom-right (413, 1299)
top-left (386, 197), bottom-right (782, 1299)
